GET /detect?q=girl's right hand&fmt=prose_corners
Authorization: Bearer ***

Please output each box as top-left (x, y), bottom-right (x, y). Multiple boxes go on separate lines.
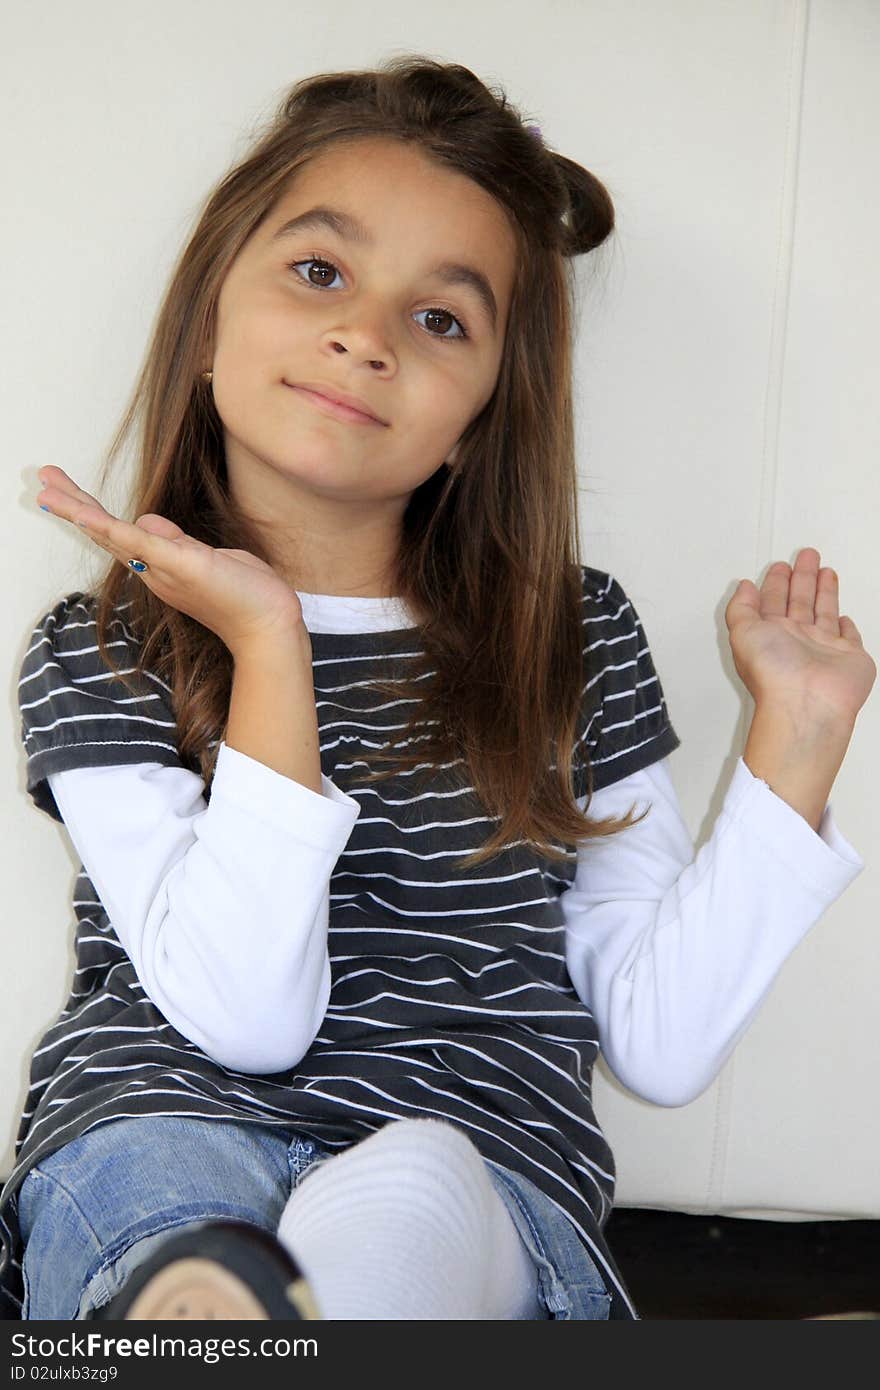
top-left (37, 465), bottom-right (306, 658)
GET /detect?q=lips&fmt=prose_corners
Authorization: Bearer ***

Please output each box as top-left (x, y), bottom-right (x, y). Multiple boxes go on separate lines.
top-left (285, 382), bottom-right (388, 426)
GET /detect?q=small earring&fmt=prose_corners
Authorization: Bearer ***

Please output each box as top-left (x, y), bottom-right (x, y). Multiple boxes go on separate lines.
top-left (200, 369), bottom-right (213, 383)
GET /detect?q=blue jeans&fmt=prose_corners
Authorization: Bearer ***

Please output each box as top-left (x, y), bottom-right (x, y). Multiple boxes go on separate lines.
top-left (17, 1116), bottom-right (612, 1320)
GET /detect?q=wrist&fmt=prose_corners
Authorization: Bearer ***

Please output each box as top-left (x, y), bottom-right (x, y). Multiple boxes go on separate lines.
top-left (748, 698), bottom-right (855, 746)
top-left (230, 618), bottom-right (312, 668)
top-left (743, 703), bottom-right (854, 834)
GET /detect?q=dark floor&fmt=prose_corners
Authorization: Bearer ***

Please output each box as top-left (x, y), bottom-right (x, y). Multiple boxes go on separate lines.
top-left (604, 1207), bottom-right (880, 1319)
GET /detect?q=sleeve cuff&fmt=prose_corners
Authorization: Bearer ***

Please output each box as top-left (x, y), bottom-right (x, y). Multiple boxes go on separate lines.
top-left (729, 755), bottom-right (864, 890)
top-left (212, 739), bottom-right (360, 850)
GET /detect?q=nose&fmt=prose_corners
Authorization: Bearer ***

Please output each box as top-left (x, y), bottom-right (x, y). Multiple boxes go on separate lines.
top-left (323, 297), bottom-right (397, 370)
top-left (330, 340), bottom-right (386, 370)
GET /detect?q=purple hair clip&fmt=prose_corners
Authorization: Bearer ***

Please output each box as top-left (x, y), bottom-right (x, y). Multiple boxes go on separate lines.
top-left (525, 123), bottom-right (543, 143)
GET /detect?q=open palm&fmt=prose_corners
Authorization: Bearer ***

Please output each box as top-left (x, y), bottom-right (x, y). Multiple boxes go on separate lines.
top-left (37, 466), bottom-right (304, 657)
top-left (724, 548), bottom-right (875, 728)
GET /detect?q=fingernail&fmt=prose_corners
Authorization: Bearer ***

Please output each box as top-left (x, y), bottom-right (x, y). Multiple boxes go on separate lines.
top-left (39, 504), bottom-right (50, 512)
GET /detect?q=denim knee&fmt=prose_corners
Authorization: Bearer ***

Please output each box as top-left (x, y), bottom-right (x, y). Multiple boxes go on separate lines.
top-left (18, 1116), bottom-right (298, 1320)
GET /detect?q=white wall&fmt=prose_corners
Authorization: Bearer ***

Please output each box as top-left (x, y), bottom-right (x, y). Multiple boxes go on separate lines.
top-left (2, 0), bottom-right (877, 1218)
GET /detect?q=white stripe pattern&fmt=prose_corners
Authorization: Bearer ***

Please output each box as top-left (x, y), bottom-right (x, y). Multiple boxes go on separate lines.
top-left (1, 568), bottom-right (681, 1320)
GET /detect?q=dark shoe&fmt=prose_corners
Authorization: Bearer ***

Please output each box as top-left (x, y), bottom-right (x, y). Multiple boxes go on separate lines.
top-left (86, 1219), bottom-right (321, 1321)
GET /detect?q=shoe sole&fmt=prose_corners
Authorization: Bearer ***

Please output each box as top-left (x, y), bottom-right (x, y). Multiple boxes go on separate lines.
top-left (123, 1256), bottom-right (320, 1320)
top-left (93, 1219), bottom-right (321, 1321)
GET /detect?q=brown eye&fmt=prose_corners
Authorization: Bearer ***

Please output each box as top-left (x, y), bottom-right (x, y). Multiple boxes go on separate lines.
top-left (413, 307), bottom-right (469, 341)
top-left (289, 257), bottom-right (340, 288)
top-left (422, 309), bottom-right (456, 337)
top-left (288, 255), bottom-right (471, 341)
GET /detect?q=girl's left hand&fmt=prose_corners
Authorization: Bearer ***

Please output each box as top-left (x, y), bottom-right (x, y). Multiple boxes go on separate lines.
top-left (724, 548), bottom-right (876, 729)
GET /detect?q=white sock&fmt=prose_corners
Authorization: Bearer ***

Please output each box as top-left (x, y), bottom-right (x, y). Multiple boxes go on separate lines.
top-left (276, 1118), bottom-right (542, 1320)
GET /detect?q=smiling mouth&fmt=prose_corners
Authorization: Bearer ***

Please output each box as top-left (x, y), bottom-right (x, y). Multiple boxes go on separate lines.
top-left (284, 383), bottom-right (387, 426)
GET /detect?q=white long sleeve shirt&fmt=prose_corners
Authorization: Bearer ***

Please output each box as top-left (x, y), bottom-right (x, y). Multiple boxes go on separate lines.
top-left (4, 570), bottom-right (865, 1325)
top-left (45, 733), bottom-right (862, 1105)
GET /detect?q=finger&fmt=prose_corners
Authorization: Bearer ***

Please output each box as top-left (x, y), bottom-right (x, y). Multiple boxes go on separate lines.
top-left (40, 481), bottom-right (188, 576)
top-left (72, 506), bottom-right (169, 572)
top-left (758, 561), bottom-right (792, 619)
top-left (786, 547), bottom-right (820, 625)
top-left (813, 567), bottom-right (840, 637)
top-left (38, 467), bottom-right (104, 513)
top-left (132, 513), bottom-right (189, 543)
top-left (725, 578), bottom-right (759, 629)
top-left (839, 615), bottom-right (863, 646)
top-left (38, 483), bottom-right (113, 530)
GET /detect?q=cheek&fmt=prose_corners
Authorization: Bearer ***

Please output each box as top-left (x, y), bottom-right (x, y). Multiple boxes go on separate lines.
top-left (209, 361), bottom-right (276, 442)
top-left (418, 362), bottom-right (481, 426)
top-left (401, 392), bottom-right (467, 457)
top-left (209, 379), bottom-right (247, 445)
top-left (216, 289), bottom-right (294, 365)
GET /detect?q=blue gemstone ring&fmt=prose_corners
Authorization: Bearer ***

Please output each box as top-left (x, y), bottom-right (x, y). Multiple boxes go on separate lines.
top-left (127, 558), bottom-right (149, 573)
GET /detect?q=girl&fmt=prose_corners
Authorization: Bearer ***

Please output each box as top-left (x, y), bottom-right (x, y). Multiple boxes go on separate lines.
top-left (3, 56), bottom-right (873, 1322)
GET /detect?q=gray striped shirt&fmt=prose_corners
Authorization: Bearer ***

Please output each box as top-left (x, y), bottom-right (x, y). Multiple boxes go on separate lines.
top-left (1, 565), bottom-right (681, 1319)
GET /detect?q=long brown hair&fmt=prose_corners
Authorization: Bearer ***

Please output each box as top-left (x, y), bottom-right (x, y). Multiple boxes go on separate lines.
top-left (86, 55), bottom-right (651, 869)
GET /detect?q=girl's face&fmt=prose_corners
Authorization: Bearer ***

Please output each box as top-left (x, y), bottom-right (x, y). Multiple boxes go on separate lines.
top-left (210, 135), bottom-right (518, 592)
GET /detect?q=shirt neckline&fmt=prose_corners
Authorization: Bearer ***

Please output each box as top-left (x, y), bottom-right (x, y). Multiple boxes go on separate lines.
top-left (294, 590), bottom-right (421, 635)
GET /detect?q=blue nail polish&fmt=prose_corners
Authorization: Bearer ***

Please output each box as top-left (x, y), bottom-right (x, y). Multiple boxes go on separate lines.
top-left (39, 504), bottom-right (50, 512)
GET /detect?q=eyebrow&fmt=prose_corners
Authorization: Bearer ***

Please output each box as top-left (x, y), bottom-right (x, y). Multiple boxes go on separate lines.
top-left (270, 205), bottom-right (498, 332)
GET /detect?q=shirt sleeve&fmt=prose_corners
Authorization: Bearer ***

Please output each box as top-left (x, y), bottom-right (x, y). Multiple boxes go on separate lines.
top-left (18, 591), bottom-right (182, 822)
top-left (45, 746), bottom-right (360, 1074)
top-left (20, 591), bottom-right (361, 1074)
top-left (562, 754), bottom-right (865, 1106)
top-left (574, 567), bottom-right (682, 797)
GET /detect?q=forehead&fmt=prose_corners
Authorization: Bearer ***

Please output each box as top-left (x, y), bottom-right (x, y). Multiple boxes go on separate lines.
top-left (264, 137), bottom-right (519, 297)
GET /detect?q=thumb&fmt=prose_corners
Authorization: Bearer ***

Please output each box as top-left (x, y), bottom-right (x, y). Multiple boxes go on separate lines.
top-left (134, 514), bottom-right (187, 542)
top-left (725, 577), bottom-right (760, 629)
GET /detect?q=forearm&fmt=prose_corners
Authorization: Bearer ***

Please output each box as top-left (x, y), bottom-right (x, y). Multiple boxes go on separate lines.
top-left (742, 702), bottom-right (855, 834)
top-left (226, 624), bottom-right (324, 796)
top-left (567, 752), bottom-right (864, 1107)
